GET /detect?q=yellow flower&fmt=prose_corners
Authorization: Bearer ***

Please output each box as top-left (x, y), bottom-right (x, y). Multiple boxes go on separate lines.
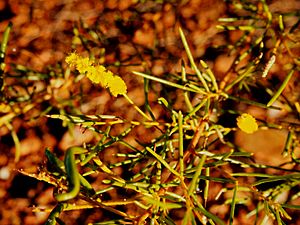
top-left (65, 52), bottom-right (79, 67)
top-left (75, 57), bottom-right (93, 74)
top-left (101, 69), bottom-right (114, 88)
top-left (86, 66), bottom-right (101, 84)
top-left (65, 53), bottom-right (93, 74)
top-left (236, 113), bottom-right (258, 134)
top-left (108, 75), bottom-right (127, 97)
top-left (65, 53), bottom-right (127, 97)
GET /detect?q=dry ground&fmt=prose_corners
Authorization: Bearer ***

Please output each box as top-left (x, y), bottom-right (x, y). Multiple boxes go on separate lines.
top-left (0, 0), bottom-right (299, 224)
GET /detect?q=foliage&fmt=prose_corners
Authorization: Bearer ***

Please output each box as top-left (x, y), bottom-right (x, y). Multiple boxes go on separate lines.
top-left (1, 0), bottom-right (300, 224)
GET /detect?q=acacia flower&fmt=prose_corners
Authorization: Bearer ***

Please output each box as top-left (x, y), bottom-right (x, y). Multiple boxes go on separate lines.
top-left (107, 75), bottom-right (127, 97)
top-left (65, 52), bottom-right (79, 67)
top-left (236, 113), bottom-right (258, 134)
top-left (86, 65), bottom-right (107, 85)
top-left (65, 53), bottom-right (127, 97)
top-left (75, 57), bottom-right (93, 74)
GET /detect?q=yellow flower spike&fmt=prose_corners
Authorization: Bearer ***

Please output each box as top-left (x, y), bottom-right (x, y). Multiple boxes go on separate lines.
top-left (101, 69), bottom-right (114, 88)
top-left (65, 52), bottom-right (79, 67)
top-left (66, 52), bottom-right (127, 97)
top-left (107, 75), bottom-right (127, 97)
top-left (236, 113), bottom-right (258, 134)
top-left (75, 57), bottom-right (93, 74)
top-left (65, 53), bottom-right (93, 74)
top-left (86, 66), bottom-right (101, 84)
top-left (65, 53), bottom-right (127, 97)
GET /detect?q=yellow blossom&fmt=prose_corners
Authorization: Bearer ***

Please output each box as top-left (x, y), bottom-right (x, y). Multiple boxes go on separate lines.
top-left (100, 67), bottom-right (114, 88)
top-left (96, 65), bottom-right (109, 87)
top-left (65, 52), bottom-right (79, 67)
top-left (75, 57), bottom-right (93, 74)
top-left (65, 53), bottom-right (93, 74)
top-left (86, 66), bottom-right (101, 84)
top-left (65, 53), bottom-right (127, 97)
top-left (236, 113), bottom-right (258, 134)
top-left (108, 75), bottom-right (127, 97)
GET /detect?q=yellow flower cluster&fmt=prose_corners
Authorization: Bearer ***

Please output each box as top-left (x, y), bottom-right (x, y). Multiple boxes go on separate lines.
top-left (236, 113), bottom-right (258, 134)
top-left (65, 53), bottom-right (127, 97)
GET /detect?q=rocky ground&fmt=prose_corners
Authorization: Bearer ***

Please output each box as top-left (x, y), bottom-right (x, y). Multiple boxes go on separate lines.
top-left (0, 0), bottom-right (299, 224)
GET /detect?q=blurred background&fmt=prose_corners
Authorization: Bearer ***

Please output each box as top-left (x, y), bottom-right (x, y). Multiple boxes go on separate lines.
top-left (0, 0), bottom-right (299, 224)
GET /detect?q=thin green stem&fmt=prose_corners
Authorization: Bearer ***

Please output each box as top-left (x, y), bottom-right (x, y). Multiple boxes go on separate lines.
top-left (188, 155), bottom-right (207, 195)
top-left (178, 111), bottom-right (184, 178)
top-left (204, 167), bottom-right (210, 207)
top-left (200, 60), bottom-right (219, 92)
top-left (145, 146), bottom-right (180, 177)
top-left (224, 63), bottom-right (256, 92)
top-left (267, 69), bottom-right (294, 107)
top-left (123, 93), bottom-right (152, 121)
top-left (55, 147), bottom-right (88, 202)
top-left (229, 182), bottom-right (238, 225)
top-left (179, 27), bottom-right (210, 92)
top-left (133, 71), bottom-right (199, 93)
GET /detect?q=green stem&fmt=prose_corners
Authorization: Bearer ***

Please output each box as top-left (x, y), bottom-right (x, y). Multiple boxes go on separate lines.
top-left (123, 93), bottom-right (152, 121)
top-left (55, 147), bottom-right (87, 202)
top-left (267, 69), bottom-right (294, 107)
top-left (179, 27), bottom-right (210, 92)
